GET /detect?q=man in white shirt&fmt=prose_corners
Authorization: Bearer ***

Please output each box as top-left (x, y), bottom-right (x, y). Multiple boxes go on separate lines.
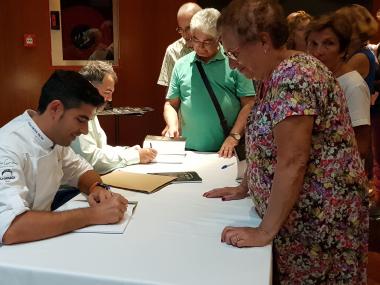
top-left (0, 70), bottom-right (128, 245)
top-left (71, 61), bottom-right (157, 174)
top-left (157, 2), bottom-right (202, 87)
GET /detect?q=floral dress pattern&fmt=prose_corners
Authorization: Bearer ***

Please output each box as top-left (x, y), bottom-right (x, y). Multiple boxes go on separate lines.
top-left (246, 53), bottom-right (368, 284)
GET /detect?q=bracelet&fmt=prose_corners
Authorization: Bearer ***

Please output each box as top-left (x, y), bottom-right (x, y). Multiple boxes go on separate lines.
top-left (229, 133), bottom-right (241, 141)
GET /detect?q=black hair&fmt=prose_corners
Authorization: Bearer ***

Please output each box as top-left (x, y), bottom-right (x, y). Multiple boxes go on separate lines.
top-left (37, 70), bottom-right (104, 114)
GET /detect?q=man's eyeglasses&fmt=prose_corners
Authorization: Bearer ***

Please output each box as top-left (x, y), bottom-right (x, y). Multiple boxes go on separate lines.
top-left (223, 47), bottom-right (240, 61)
top-left (176, 26), bottom-right (190, 34)
top-left (191, 37), bottom-right (217, 48)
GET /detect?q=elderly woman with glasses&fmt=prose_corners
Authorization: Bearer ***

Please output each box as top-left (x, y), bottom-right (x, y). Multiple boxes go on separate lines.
top-left (203, 0), bottom-right (368, 283)
top-left (162, 8), bottom-right (255, 157)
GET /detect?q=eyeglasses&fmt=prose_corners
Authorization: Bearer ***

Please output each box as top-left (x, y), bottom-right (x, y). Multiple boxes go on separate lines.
top-left (191, 37), bottom-right (217, 48)
top-left (223, 47), bottom-right (240, 61)
top-left (176, 26), bottom-right (190, 34)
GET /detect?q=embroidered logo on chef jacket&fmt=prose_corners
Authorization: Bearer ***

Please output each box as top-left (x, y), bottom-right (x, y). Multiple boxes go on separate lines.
top-left (0, 158), bottom-right (17, 168)
top-left (0, 168), bottom-right (17, 183)
top-left (28, 121), bottom-right (45, 142)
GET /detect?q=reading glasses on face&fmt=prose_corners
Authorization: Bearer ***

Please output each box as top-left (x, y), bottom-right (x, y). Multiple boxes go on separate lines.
top-left (191, 37), bottom-right (217, 47)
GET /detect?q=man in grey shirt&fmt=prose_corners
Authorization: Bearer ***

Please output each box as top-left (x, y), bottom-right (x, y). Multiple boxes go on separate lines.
top-left (157, 2), bottom-right (202, 87)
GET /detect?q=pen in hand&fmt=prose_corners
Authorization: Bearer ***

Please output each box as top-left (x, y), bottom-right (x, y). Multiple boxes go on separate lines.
top-left (75, 199), bottom-right (138, 205)
top-left (221, 162), bottom-right (236, 169)
top-left (150, 142), bottom-right (153, 148)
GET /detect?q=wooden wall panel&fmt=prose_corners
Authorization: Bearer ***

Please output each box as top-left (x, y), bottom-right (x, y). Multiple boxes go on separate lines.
top-left (111, 0), bottom-right (185, 146)
top-left (0, 1), bottom-right (52, 127)
top-left (0, 0), bottom-right (188, 147)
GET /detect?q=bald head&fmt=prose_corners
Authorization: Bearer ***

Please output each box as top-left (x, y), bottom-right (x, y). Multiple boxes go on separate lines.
top-left (177, 2), bottom-right (202, 47)
top-left (177, 2), bottom-right (202, 18)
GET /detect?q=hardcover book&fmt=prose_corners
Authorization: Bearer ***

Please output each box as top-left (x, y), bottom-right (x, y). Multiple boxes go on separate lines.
top-left (143, 135), bottom-right (187, 163)
top-left (148, 171), bottom-right (202, 183)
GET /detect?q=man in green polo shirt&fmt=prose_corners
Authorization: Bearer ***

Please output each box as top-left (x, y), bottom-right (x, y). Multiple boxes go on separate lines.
top-left (162, 8), bottom-right (255, 157)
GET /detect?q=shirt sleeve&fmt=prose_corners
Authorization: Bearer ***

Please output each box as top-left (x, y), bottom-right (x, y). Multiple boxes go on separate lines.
top-left (344, 83), bottom-right (371, 127)
top-left (0, 149), bottom-right (29, 243)
top-left (60, 147), bottom-right (93, 187)
top-left (166, 61), bottom-right (181, 100)
top-left (71, 122), bottom-right (140, 175)
top-left (269, 66), bottom-right (319, 127)
top-left (157, 47), bottom-right (175, 87)
top-left (233, 70), bottom-right (256, 98)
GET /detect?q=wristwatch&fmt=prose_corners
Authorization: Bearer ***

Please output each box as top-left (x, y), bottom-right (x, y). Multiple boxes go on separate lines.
top-left (229, 133), bottom-right (241, 141)
top-left (94, 182), bottom-right (111, 191)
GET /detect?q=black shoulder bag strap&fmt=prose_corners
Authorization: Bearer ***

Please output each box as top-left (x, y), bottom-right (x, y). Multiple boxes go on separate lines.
top-left (195, 61), bottom-right (229, 137)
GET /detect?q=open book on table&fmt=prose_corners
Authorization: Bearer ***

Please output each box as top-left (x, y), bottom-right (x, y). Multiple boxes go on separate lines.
top-left (143, 135), bottom-right (186, 163)
top-left (55, 196), bottom-right (137, 234)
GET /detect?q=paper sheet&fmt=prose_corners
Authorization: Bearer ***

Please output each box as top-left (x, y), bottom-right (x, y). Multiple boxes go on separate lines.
top-left (56, 200), bottom-right (137, 234)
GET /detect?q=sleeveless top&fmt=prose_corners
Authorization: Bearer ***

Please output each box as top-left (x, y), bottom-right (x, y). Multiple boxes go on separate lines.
top-left (356, 47), bottom-right (377, 94)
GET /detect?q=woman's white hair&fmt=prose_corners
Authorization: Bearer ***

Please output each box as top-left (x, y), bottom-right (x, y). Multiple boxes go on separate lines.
top-left (190, 8), bottom-right (221, 39)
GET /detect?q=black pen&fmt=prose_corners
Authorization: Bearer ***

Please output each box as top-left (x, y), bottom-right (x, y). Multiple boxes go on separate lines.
top-left (221, 162), bottom-right (236, 169)
top-left (74, 199), bottom-right (138, 205)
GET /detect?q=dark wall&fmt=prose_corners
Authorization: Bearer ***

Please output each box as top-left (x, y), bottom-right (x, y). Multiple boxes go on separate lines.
top-left (279, 0), bottom-right (372, 16)
top-left (0, 0), bottom-right (188, 147)
top-left (197, 0), bottom-right (231, 10)
top-left (0, 1), bottom-right (52, 127)
top-left (373, 0), bottom-right (380, 42)
top-left (198, 0), bottom-right (373, 15)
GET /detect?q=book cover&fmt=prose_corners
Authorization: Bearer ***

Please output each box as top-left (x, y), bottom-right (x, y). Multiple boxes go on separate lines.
top-left (148, 171), bottom-right (202, 183)
top-left (101, 171), bottom-right (176, 193)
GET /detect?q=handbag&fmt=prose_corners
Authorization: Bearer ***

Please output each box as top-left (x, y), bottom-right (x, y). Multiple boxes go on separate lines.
top-left (195, 61), bottom-right (246, 161)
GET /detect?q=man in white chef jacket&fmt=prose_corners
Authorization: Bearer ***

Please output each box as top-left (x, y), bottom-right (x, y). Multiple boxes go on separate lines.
top-left (0, 70), bottom-right (128, 245)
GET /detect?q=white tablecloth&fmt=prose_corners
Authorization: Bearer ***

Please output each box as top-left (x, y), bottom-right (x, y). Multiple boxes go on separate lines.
top-left (0, 152), bottom-right (272, 285)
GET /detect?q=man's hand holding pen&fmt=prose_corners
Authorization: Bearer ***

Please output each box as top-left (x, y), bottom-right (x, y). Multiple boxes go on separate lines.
top-left (138, 147), bottom-right (157, 163)
top-left (89, 194), bottom-right (129, 224)
top-left (86, 189), bottom-right (128, 224)
top-left (86, 184), bottom-right (129, 224)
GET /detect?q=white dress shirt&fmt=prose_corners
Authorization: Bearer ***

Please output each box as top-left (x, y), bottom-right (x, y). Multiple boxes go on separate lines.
top-left (0, 110), bottom-right (92, 242)
top-left (71, 116), bottom-right (140, 174)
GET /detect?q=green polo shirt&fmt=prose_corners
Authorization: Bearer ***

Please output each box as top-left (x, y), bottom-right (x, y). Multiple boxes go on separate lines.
top-left (167, 47), bottom-right (255, 151)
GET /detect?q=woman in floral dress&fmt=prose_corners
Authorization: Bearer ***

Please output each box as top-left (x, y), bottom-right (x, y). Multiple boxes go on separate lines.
top-left (204, 0), bottom-right (368, 283)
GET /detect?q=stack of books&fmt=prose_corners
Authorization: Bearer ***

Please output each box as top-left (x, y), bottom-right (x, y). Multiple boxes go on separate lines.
top-left (143, 135), bottom-right (186, 163)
